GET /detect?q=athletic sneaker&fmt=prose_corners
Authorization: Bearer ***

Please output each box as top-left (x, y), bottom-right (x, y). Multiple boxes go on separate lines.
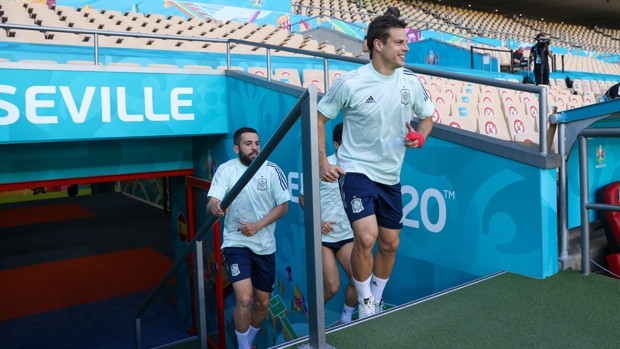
top-left (358, 297), bottom-right (375, 319)
top-left (374, 299), bottom-right (384, 314)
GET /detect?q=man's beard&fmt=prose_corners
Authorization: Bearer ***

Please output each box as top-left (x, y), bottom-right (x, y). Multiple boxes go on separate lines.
top-left (238, 151), bottom-right (258, 166)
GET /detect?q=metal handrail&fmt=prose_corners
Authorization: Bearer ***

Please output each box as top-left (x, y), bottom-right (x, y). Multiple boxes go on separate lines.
top-left (133, 87), bottom-right (321, 348)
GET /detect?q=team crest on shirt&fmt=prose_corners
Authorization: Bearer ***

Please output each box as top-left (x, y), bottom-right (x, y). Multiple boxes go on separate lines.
top-left (351, 197), bottom-right (364, 213)
top-left (230, 263), bottom-right (240, 277)
top-left (401, 88), bottom-right (411, 105)
top-left (257, 178), bottom-right (267, 191)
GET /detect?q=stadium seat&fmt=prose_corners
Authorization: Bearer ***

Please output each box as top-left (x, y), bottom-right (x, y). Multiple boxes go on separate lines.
top-left (178, 40), bottom-right (209, 51)
top-left (302, 69), bottom-right (326, 93)
top-left (118, 37), bottom-right (152, 48)
top-left (45, 32), bottom-right (86, 45)
top-left (432, 103), bottom-right (451, 124)
top-left (442, 85), bottom-right (458, 102)
top-left (428, 79), bottom-right (444, 95)
top-left (481, 86), bottom-right (502, 103)
top-left (519, 92), bottom-right (536, 105)
top-left (417, 74), bottom-right (429, 85)
top-left (457, 93), bottom-right (476, 104)
top-left (478, 103), bottom-right (504, 119)
top-left (205, 42), bottom-right (229, 53)
top-left (441, 114), bottom-right (477, 133)
top-left (147, 39), bottom-right (182, 50)
top-left (6, 30), bottom-right (47, 43)
top-left (555, 78), bottom-right (567, 89)
top-left (583, 95), bottom-right (596, 105)
top-left (506, 114), bottom-right (538, 138)
top-left (433, 94), bottom-right (450, 106)
top-left (248, 67), bottom-right (268, 78)
top-left (274, 68), bottom-right (302, 87)
top-left (266, 30), bottom-right (290, 46)
top-left (461, 84), bottom-right (480, 98)
top-left (513, 131), bottom-right (540, 145)
top-left (477, 102), bottom-right (510, 140)
top-left (581, 79), bottom-right (592, 93)
top-left (501, 98), bottom-right (525, 116)
top-left (477, 116), bottom-right (511, 141)
top-left (524, 101), bottom-right (540, 121)
top-left (451, 103), bottom-right (476, 118)
top-left (555, 94), bottom-right (569, 110)
top-left (569, 94), bottom-right (584, 107)
top-left (225, 22), bottom-right (258, 40)
top-left (479, 92), bottom-right (500, 105)
top-left (597, 182), bottom-right (620, 278)
top-left (328, 70), bottom-right (347, 87)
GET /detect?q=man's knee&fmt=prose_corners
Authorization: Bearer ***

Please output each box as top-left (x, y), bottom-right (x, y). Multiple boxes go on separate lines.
top-left (354, 232), bottom-right (377, 251)
top-left (379, 237), bottom-right (400, 254)
top-left (235, 291), bottom-right (253, 309)
top-left (253, 295), bottom-right (270, 312)
top-left (324, 280), bottom-right (340, 299)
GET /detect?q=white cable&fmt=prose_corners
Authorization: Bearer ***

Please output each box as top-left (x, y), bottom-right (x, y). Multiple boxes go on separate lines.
top-left (575, 245), bottom-right (620, 278)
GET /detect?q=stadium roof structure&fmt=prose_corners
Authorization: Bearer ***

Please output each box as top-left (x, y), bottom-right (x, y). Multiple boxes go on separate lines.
top-left (432, 0), bottom-right (620, 29)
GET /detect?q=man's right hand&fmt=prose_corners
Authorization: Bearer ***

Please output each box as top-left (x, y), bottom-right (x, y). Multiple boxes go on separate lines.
top-left (321, 220), bottom-right (337, 234)
top-left (320, 163), bottom-right (345, 182)
top-left (207, 198), bottom-right (225, 217)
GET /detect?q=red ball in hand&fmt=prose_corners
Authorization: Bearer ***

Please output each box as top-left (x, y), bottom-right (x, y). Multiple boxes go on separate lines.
top-left (406, 131), bottom-right (425, 147)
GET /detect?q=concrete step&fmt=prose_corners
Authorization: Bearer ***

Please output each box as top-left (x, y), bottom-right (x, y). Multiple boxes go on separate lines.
top-left (562, 222), bottom-right (609, 272)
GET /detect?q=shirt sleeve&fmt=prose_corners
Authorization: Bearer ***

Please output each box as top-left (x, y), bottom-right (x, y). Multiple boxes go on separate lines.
top-left (270, 163), bottom-right (291, 205)
top-left (410, 77), bottom-right (435, 119)
top-left (207, 164), bottom-right (228, 201)
top-left (317, 76), bottom-right (350, 119)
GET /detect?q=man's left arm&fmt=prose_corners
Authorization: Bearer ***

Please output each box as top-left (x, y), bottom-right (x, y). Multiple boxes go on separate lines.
top-left (238, 202), bottom-right (289, 236)
top-left (417, 116), bottom-right (433, 139)
top-left (413, 78), bottom-right (435, 140)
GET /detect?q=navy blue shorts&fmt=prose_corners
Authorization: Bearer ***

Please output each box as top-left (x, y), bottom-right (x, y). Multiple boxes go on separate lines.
top-left (222, 247), bottom-right (275, 293)
top-left (322, 238), bottom-right (354, 254)
top-left (339, 172), bottom-right (403, 230)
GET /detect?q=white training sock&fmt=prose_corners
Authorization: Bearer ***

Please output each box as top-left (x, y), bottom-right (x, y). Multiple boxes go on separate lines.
top-left (247, 325), bottom-right (260, 346)
top-left (235, 328), bottom-right (250, 349)
top-left (370, 274), bottom-right (389, 303)
top-left (340, 304), bottom-right (356, 324)
top-left (353, 276), bottom-right (373, 303)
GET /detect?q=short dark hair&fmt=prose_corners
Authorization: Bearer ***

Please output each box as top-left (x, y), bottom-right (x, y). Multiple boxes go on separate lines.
top-left (233, 127), bottom-right (258, 146)
top-left (535, 33), bottom-right (545, 40)
top-left (384, 6), bottom-right (400, 18)
top-left (366, 15), bottom-right (407, 56)
top-left (332, 122), bottom-right (343, 145)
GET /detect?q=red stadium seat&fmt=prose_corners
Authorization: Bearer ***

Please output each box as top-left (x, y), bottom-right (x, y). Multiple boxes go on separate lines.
top-left (598, 182), bottom-right (620, 278)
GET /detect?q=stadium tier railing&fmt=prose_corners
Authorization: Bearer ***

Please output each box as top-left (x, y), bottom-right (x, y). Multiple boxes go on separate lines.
top-left (0, 22), bottom-right (552, 154)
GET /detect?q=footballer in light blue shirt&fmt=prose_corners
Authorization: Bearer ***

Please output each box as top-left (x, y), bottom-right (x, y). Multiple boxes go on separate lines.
top-left (316, 14), bottom-right (435, 320)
